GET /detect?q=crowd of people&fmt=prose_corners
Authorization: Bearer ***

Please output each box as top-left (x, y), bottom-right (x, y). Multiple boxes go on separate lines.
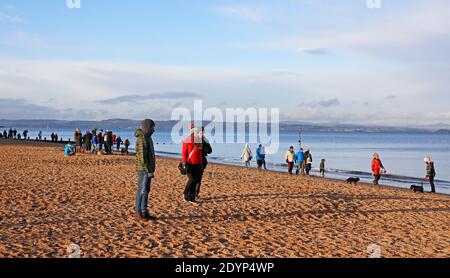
top-left (0, 128), bottom-right (29, 140)
top-left (71, 128), bottom-right (130, 155)
top-left (240, 144), bottom-right (437, 194)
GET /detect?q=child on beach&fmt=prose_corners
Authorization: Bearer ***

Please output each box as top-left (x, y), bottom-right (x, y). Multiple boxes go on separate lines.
top-left (320, 159), bottom-right (325, 177)
top-left (64, 144), bottom-right (76, 156)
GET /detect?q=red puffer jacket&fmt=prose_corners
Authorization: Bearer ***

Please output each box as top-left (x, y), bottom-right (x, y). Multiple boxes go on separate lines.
top-left (371, 158), bottom-right (384, 175)
top-left (182, 136), bottom-right (203, 165)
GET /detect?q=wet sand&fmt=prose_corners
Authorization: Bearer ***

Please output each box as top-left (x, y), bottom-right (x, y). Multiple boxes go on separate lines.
top-left (0, 139), bottom-right (449, 258)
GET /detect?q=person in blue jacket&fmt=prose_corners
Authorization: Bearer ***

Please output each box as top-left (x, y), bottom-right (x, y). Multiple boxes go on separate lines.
top-left (64, 144), bottom-right (76, 156)
top-left (295, 148), bottom-right (305, 175)
top-left (256, 144), bottom-right (267, 170)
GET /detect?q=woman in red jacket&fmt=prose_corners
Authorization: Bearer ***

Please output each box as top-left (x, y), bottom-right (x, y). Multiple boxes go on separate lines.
top-left (371, 153), bottom-right (386, 185)
top-left (181, 126), bottom-right (204, 203)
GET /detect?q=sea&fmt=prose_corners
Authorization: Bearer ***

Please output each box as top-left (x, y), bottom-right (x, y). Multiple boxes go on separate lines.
top-left (14, 128), bottom-right (450, 195)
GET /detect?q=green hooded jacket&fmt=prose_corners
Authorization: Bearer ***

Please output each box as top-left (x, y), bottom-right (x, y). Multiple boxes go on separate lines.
top-left (426, 162), bottom-right (436, 178)
top-left (134, 129), bottom-right (155, 173)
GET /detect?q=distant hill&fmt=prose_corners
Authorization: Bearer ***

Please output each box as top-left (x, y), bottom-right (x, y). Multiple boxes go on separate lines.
top-left (435, 129), bottom-right (450, 134)
top-left (0, 119), bottom-right (436, 133)
top-left (0, 119), bottom-right (177, 131)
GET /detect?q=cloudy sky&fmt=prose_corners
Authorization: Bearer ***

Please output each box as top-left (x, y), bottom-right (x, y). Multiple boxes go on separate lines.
top-left (0, 0), bottom-right (449, 126)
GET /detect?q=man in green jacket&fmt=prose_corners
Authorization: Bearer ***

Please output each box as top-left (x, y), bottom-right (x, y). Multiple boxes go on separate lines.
top-left (135, 119), bottom-right (156, 221)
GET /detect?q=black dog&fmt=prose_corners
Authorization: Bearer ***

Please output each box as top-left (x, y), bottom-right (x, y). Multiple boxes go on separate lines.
top-left (346, 177), bottom-right (360, 184)
top-left (410, 184), bottom-right (424, 193)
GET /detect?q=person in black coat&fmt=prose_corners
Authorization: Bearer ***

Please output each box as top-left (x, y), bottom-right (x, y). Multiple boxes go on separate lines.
top-left (195, 127), bottom-right (212, 198)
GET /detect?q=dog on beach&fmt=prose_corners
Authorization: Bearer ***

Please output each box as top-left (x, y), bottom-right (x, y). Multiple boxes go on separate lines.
top-left (121, 148), bottom-right (129, 155)
top-left (346, 177), bottom-right (360, 185)
top-left (410, 184), bottom-right (424, 193)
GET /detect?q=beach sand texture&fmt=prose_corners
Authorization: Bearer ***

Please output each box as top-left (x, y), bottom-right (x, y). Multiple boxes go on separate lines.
top-left (0, 140), bottom-right (449, 258)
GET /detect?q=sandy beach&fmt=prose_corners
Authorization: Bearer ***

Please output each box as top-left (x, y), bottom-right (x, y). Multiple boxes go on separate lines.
top-left (0, 139), bottom-right (449, 258)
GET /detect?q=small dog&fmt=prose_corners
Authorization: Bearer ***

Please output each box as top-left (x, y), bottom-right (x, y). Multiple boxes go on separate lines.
top-left (346, 177), bottom-right (360, 184)
top-left (121, 148), bottom-right (129, 155)
top-left (410, 184), bottom-right (424, 193)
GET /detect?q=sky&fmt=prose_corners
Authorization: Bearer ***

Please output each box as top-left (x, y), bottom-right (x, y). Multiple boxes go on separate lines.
top-left (0, 0), bottom-right (449, 126)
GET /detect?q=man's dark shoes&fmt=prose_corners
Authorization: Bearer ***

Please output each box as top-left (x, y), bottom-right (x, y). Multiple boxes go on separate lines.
top-left (142, 212), bottom-right (157, 221)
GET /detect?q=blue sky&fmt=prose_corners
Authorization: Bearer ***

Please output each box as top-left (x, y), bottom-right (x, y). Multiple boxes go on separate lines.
top-left (0, 0), bottom-right (450, 125)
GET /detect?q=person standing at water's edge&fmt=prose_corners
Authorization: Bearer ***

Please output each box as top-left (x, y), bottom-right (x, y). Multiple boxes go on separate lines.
top-left (295, 148), bottom-right (305, 175)
top-left (371, 153), bottom-right (386, 185)
top-left (305, 149), bottom-right (313, 176)
top-left (256, 145), bottom-right (267, 171)
top-left (424, 157), bottom-right (436, 193)
top-left (134, 119), bottom-right (156, 221)
top-left (182, 126), bottom-right (204, 203)
top-left (241, 144), bottom-right (252, 168)
top-left (320, 159), bottom-right (326, 177)
top-left (285, 146), bottom-right (296, 175)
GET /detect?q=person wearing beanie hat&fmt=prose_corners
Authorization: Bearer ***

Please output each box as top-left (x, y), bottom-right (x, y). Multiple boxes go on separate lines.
top-left (181, 126), bottom-right (204, 203)
top-left (134, 119), bottom-right (156, 221)
top-left (424, 156), bottom-right (436, 193)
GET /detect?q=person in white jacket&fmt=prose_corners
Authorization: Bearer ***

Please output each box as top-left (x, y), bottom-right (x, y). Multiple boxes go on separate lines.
top-left (241, 144), bottom-right (253, 168)
top-left (285, 146), bottom-right (296, 175)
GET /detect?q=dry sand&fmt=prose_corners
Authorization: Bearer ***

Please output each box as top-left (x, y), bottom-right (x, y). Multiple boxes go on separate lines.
top-left (0, 139), bottom-right (449, 258)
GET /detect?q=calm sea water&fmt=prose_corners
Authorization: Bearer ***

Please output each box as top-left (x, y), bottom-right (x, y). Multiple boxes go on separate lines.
top-left (18, 128), bottom-right (450, 194)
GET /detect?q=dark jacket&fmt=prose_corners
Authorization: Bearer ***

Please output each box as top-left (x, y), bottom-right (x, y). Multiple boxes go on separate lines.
top-left (135, 129), bottom-right (156, 173)
top-left (426, 162), bottom-right (436, 178)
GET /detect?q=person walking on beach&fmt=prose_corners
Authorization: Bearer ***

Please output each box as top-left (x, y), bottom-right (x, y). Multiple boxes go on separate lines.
top-left (98, 130), bottom-right (104, 151)
top-left (83, 131), bottom-right (93, 152)
top-left (305, 150), bottom-right (313, 176)
top-left (124, 139), bottom-right (130, 153)
top-left (256, 144), bottom-right (267, 170)
top-left (285, 146), bottom-right (296, 175)
top-left (295, 148), bottom-right (305, 175)
top-left (74, 128), bottom-right (82, 152)
top-left (424, 156), bottom-right (436, 193)
top-left (51, 133), bottom-right (55, 142)
top-left (92, 132), bottom-right (98, 153)
top-left (38, 131), bottom-right (42, 141)
top-left (106, 130), bottom-right (113, 154)
top-left (181, 125), bottom-right (204, 203)
top-left (241, 144), bottom-right (253, 168)
top-left (134, 119), bottom-right (156, 221)
top-left (371, 153), bottom-right (386, 185)
top-left (116, 136), bottom-right (123, 151)
top-left (320, 159), bottom-right (326, 177)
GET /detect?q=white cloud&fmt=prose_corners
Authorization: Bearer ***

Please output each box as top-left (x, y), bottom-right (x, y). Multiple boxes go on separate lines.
top-left (0, 31), bottom-right (44, 48)
top-left (0, 9), bottom-right (26, 23)
top-left (0, 58), bottom-right (448, 125)
top-left (216, 4), bottom-right (268, 23)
